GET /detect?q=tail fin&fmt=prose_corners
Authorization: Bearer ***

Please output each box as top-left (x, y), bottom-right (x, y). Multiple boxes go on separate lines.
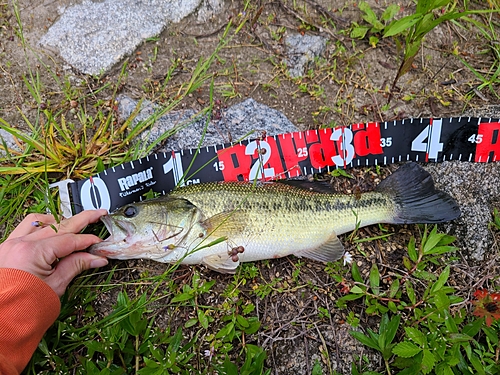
top-left (376, 163), bottom-right (461, 224)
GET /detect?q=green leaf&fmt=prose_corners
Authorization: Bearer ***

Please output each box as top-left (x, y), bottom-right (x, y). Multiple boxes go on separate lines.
top-left (351, 262), bottom-right (363, 283)
top-left (381, 4), bottom-right (400, 22)
top-left (432, 290), bottom-right (450, 310)
top-left (171, 292), bottom-right (193, 303)
top-left (350, 330), bottom-right (380, 351)
top-left (431, 265), bottom-right (450, 293)
top-left (462, 318), bottom-right (483, 337)
top-left (369, 263), bottom-right (380, 295)
top-left (422, 349), bottom-right (436, 374)
top-left (384, 14), bottom-right (423, 37)
top-left (424, 245), bottom-right (457, 255)
top-left (448, 333), bottom-right (473, 343)
top-left (430, 0), bottom-right (452, 11)
top-left (407, 236), bottom-right (417, 262)
top-left (312, 359), bottom-right (323, 375)
top-left (350, 26), bottom-right (370, 39)
top-left (423, 226), bottom-right (443, 253)
top-left (467, 352), bottom-right (486, 375)
top-left (338, 293), bottom-right (365, 303)
top-left (416, 0), bottom-right (431, 13)
top-left (443, 310), bottom-right (458, 334)
top-left (414, 269), bottom-right (437, 281)
top-left (382, 314), bottom-right (401, 347)
top-left (389, 278), bottom-right (400, 298)
top-left (184, 318), bottom-right (198, 328)
top-left (359, 2), bottom-right (378, 25)
top-left (403, 256), bottom-right (413, 271)
top-left (236, 314), bottom-right (250, 328)
top-left (423, 12), bottom-right (468, 38)
top-left (404, 326), bottom-right (426, 347)
top-left (405, 281), bottom-right (416, 305)
top-left (198, 310), bottom-right (209, 329)
top-left (350, 285), bottom-right (366, 294)
top-left (413, 13), bottom-right (435, 38)
top-left (393, 341), bottom-right (422, 358)
top-left (482, 326), bottom-right (499, 344)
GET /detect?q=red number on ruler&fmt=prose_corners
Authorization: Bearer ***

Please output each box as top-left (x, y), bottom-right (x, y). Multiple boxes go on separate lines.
top-left (307, 129), bottom-right (338, 169)
top-left (216, 144), bottom-right (252, 181)
top-left (352, 122), bottom-right (383, 156)
top-left (216, 138), bottom-right (284, 181)
top-left (475, 121), bottom-right (500, 162)
top-left (279, 132), bottom-right (309, 177)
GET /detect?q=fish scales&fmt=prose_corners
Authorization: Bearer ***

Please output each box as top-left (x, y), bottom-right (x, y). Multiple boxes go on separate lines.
top-left (169, 182), bottom-right (396, 237)
top-left (90, 163), bottom-right (460, 273)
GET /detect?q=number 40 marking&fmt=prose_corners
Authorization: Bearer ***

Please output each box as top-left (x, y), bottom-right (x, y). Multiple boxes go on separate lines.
top-left (411, 119), bottom-right (443, 161)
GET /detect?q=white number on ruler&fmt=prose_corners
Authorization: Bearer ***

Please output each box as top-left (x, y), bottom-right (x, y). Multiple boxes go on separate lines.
top-left (380, 137), bottom-right (392, 147)
top-left (468, 134), bottom-right (483, 144)
top-left (331, 128), bottom-right (354, 166)
top-left (213, 161), bottom-right (225, 171)
top-left (297, 147), bottom-right (308, 157)
top-left (163, 152), bottom-right (185, 186)
top-left (411, 120), bottom-right (443, 160)
top-left (246, 141), bottom-right (275, 180)
top-left (80, 177), bottom-right (111, 211)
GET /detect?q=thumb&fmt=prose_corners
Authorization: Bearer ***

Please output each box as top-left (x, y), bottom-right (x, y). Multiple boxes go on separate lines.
top-left (45, 253), bottom-right (109, 297)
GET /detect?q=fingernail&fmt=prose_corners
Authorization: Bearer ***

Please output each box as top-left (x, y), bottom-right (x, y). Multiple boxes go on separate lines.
top-left (90, 257), bottom-right (108, 268)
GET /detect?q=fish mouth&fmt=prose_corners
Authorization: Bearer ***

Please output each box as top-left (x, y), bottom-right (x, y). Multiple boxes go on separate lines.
top-left (89, 215), bottom-right (135, 257)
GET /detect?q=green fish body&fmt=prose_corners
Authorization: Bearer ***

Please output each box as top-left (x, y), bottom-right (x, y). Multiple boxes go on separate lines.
top-left (90, 163), bottom-right (460, 273)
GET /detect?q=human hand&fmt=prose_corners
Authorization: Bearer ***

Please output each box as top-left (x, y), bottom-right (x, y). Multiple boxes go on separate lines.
top-left (0, 210), bottom-right (109, 297)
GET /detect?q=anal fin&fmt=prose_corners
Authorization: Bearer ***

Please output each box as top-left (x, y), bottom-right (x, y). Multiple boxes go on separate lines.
top-left (296, 233), bottom-right (345, 263)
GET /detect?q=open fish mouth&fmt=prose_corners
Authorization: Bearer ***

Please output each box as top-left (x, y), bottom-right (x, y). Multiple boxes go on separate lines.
top-left (89, 215), bottom-right (135, 256)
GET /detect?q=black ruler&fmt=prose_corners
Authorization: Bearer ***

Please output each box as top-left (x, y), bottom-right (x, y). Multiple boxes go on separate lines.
top-left (61, 117), bottom-right (499, 216)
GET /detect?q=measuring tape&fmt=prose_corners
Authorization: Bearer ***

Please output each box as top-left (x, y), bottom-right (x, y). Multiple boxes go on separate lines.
top-left (53, 117), bottom-right (499, 217)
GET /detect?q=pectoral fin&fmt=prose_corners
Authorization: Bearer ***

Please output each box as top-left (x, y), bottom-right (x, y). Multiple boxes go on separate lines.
top-left (202, 210), bottom-right (247, 238)
top-left (202, 253), bottom-right (240, 274)
top-left (296, 233), bottom-right (345, 263)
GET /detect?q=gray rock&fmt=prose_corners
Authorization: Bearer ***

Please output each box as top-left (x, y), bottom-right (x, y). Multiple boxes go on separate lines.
top-left (425, 105), bottom-right (500, 261)
top-left (0, 129), bottom-right (22, 156)
top-left (285, 34), bottom-right (328, 78)
top-left (117, 95), bottom-right (299, 151)
top-left (39, 0), bottom-right (224, 75)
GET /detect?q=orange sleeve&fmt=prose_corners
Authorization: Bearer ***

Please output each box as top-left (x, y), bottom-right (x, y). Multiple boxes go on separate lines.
top-left (0, 269), bottom-right (60, 375)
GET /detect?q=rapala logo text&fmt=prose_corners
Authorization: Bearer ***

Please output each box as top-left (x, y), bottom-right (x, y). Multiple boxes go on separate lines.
top-left (118, 167), bottom-right (154, 191)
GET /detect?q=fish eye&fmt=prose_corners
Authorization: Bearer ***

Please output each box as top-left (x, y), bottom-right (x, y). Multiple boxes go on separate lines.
top-left (123, 205), bottom-right (137, 218)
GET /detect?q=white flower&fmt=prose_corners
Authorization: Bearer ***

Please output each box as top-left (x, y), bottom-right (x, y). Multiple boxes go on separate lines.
top-left (343, 251), bottom-right (353, 266)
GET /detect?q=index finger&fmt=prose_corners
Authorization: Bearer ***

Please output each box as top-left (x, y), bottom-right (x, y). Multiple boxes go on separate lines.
top-left (7, 213), bottom-right (59, 240)
top-left (33, 209), bottom-right (108, 239)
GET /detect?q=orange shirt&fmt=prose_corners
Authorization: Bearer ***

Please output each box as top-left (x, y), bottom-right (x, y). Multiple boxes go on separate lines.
top-left (0, 269), bottom-right (60, 375)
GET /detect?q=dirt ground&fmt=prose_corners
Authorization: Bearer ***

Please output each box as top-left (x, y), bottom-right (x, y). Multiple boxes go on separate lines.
top-left (1, 0), bottom-right (500, 374)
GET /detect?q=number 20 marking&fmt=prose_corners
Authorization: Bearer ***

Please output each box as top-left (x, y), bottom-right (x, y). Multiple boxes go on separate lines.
top-left (246, 140), bottom-right (275, 180)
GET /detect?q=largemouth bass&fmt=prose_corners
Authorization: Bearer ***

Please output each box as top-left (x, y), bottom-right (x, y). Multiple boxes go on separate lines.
top-left (90, 163), bottom-right (460, 273)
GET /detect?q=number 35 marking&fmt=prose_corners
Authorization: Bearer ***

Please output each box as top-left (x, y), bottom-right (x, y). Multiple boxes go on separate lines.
top-left (380, 137), bottom-right (392, 147)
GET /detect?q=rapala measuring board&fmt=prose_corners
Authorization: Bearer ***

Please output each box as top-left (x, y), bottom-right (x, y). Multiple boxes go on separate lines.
top-left (56, 117), bottom-right (500, 217)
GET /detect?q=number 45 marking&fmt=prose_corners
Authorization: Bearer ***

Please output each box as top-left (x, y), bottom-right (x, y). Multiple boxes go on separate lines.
top-left (411, 119), bottom-right (443, 161)
top-left (468, 134), bottom-right (483, 144)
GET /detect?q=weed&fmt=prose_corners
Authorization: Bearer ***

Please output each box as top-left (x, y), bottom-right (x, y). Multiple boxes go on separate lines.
top-left (344, 225), bottom-right (500, 374)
